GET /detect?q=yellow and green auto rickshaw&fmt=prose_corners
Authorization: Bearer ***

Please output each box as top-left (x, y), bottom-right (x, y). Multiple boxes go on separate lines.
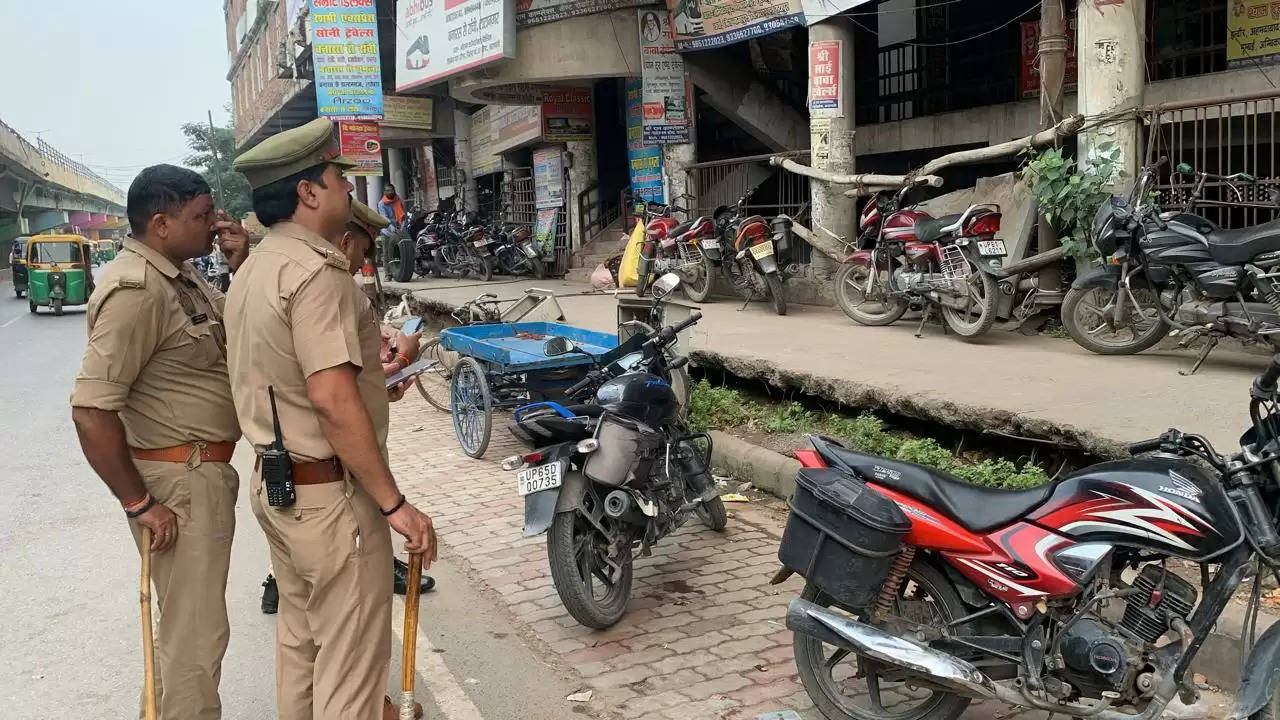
top-left (95, 240), bottom-right (117, 265)
top-left (26, 234), bottom-right (93, 316)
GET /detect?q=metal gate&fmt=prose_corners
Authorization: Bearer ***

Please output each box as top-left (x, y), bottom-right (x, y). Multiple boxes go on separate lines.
top-left (500, 167), bottom-right (570, 274)
top-left (684, 150), bottom-right (814, 264)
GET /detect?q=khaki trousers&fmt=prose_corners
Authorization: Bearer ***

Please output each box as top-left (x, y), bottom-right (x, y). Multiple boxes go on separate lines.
top-left (128, 459), bottom-right (238, 720)
top-left (250, 470), bottom-right (393, 720)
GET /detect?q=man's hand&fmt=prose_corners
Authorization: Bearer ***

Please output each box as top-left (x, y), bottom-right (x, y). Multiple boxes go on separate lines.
top-left (136, 502), bottom-right (179, 552)
top-left (394, 330), bottom-right (422, 364)
top-left (213, 210), bottom-right (251, 272)
top-left (386, 501), bottom-right (437, 565)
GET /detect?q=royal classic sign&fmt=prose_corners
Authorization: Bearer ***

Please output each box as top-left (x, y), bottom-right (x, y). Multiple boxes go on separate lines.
top-left (396, 0), bottom-right (517, 92)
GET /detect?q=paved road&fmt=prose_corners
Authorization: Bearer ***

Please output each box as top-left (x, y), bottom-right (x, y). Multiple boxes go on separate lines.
top-left (0, 272), bottom-right (586, 719)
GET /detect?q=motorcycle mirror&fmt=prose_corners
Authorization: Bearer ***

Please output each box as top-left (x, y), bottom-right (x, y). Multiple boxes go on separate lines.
top-left (651, 273), bottom-right (681, 300)
top-left (544, 336), bottom-right (577, 357)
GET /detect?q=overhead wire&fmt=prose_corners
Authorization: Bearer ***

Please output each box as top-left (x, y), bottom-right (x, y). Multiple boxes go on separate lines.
top-left (845, 0), bottom-right (1037, 47)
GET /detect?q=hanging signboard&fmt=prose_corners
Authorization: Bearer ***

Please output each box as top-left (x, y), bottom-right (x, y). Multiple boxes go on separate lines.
top-left (311, 0), bottom-right (384, 119)
top-left (491, 105), bottom-right (543, 154)
top-left (1228, 0), bottom-right (1280, 68)
top-left (639, 9), bottom-right (692, 144)
top-left (625, 79), bottom-right (664, 203)
top-left (339, 121), bottom-right (383, 176)
top-left (1019, 19), bottom-right (1078, 97)
top-left (382, 95), bottom-right (434, 130)
top-left (534, 207), bottom-right (559, 256)
top-left (808, 40), bottom-right (843, 117)
top-left (665, 0), bottom-right (801, 51)
top-left (470, 107), bottom-right (503, 176)
top-left (541, 88), bottom-right (594, 142)
top-left (516, 0), bottom-right (650, 27)
top-left (395, 0), bottom-right (517, 92)
top-left (533, 146), bottom-right (565, 209)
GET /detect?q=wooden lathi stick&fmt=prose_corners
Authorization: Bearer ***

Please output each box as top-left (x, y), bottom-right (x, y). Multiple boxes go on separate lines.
top-left (400, 552), bottom-right (423, 720)
top-left (140, 527), bottom-right (158, 720)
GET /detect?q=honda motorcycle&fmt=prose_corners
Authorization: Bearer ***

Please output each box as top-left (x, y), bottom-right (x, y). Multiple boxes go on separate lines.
top-left (778, 359), bottom-right (1280, 720)
top-left (717, 193), bottom-right (796, 315)
top-left (635, 201), bottom-right (717, 302)
top-left (1062, 159), bottom-right (1280, 374)
top-left (502, 275), bottom-right (726, 628)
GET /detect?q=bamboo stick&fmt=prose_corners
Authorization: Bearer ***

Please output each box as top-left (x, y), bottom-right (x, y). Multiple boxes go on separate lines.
top-left (140, 528), bottom-right (158, 720)
top-left (400, 553), bottom-right (423, 720)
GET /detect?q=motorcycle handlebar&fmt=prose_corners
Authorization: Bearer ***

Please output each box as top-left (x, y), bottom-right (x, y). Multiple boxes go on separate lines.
top-left (1128, 438), bottom-right (1164, 455)
top-left (669, 355), bottom-right (689, 371)
top-left (1252, 354), bottom-right (1280, 399)
top-left (565, 371), bottom-right (599, 398)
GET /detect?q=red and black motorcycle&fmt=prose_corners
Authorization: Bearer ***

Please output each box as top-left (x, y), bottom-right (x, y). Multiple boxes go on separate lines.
top-left (776, 361), bottom-right (1280, 720)
top-left (635, 201), bottom-right (718, 302)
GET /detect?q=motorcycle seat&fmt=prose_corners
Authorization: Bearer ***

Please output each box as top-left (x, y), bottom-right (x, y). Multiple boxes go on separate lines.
top-left (813, 442), bottom-right (1054, 533)
top-left (913, 214), bottom-right (964, 244)
top-left (1202, 218), bottom-right (1280, 265)
top-left (666, 220), bottom-right (695, 237)
top-left (676, 217), bottom-right (710, 240)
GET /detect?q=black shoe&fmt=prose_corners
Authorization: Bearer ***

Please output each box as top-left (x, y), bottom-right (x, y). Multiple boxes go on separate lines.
top-left (261, 574), bottom-right (278, 615)
top-left (393, 557), bottom-right (436, 596)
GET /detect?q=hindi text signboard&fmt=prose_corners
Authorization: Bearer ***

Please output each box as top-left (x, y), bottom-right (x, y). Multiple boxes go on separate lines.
top-left (339, 121), bottom-right (383, 176)
top-left (640, 9), bottom-right (692, 144)
top-left (311, 0), bottom-right (384, 119)
top-left (396, 0), bottom-right (516, 92)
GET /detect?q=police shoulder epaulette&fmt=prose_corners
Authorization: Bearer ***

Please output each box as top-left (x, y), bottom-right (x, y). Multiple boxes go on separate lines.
top-left (114, 256), bottom-right (148, 288)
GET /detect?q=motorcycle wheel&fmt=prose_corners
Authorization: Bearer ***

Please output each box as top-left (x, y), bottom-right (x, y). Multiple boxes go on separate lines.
top-left (765, 272), bottom-right (787, 316)
top-left (635, 267), bottom-right (653, 297)
top-left (394, 239), bottom-right (415, 283)
top-left (794, 561), bottom-right (971, 720)
top-left (835, 262), bottom-right (908, 326)
top-left (681, 249), bottom-right (716, 303)
top-left (530, 255), bottom-right (547, 280)
top-left (939, 269), bottom-right (996, 339)
top-left (547, 505), bottom-right (633, 629)
top-left (53, 298), bottom-right (63, 316)
top-left (1061, 284), bottom-right (1169, 355)
top-left (412, 338), bottom-right (454, 412)
top-left (1250, 685), bottom-right (1278, 720)
top-left (473, 254), bottom-right (493, 282)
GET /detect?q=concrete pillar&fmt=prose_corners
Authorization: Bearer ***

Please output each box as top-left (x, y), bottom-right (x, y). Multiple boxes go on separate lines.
top-left (808, 19), bottom-right (856, 277)
top-left (453, 107), bottom-right (479, 212)
top-left (366, 175), bottom-right (384, 209)
top-left (662, 143), bottom-right (696, 212)
top-left (352, 175), bottom-right (367, 201)
top-left (566, 140), bottom-right (597, 249)
top-left (1077, 0), bottom-right (1146, 191)
top-left (387, 147), bottom-right (408, 199)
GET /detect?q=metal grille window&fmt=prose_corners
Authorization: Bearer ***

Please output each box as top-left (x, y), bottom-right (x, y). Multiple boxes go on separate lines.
top-left (684, 151), bottom-right (814, 264)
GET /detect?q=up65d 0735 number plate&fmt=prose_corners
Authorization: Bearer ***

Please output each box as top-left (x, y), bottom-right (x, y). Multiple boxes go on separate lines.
top-left (516, 461), bottom-right (563, 495)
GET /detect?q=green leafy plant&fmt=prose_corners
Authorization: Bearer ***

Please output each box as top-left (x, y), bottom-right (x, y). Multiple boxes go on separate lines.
top-left (1022, 142), bottom-right (1122, 261)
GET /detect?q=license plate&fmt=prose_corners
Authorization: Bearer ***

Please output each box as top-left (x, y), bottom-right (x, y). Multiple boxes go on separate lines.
top-left (701, 238), bottom-right (720, 250)
top-left (660, 237), bottom-right (676, 248)
top-left (522, 244), bottom-right (538, 258)
top-left (473, 239), bottom-right (487, 248)
top-left (516, 461), bottom-right (563, 496)
top-left (977, 240), bottom-right (1007, 256)
top-left (749, 240), bottom-right (775, 260)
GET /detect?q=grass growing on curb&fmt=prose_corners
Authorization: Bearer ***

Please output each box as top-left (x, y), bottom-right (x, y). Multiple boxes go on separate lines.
top-left (689, 380), bottom-right (1050, 490)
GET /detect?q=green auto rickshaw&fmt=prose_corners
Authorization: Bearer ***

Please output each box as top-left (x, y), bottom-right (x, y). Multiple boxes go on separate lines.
top-left (95, 240), bottom-right (117, 265)
top-left (26, 234), bottom-right (94, 316)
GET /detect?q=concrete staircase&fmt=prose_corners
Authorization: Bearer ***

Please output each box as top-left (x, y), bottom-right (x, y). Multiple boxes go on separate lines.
top-left (565, 216), bottom-right (632, 283)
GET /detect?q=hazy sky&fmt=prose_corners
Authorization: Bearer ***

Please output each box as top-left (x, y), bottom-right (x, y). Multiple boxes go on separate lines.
top-left (1, 0), bottom-right (233, 191)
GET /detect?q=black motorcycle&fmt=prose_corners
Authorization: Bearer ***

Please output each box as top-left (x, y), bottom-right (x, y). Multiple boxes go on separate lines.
top-left (435, 211), bottom-right (493, 281)
top-left (503, 274), bottom-right (726, 628)
top-left (1063, 159), bottom-right (1280, 374)
top-left (717, 192), bottom-right (797, 315)
top-left (493, 224), bottom-right (547, 279)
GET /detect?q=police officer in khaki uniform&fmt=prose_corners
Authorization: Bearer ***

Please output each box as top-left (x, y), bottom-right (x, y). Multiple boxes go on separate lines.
top-left (225, 118), bottom-right (436, 720)
top-left (71, 164), bottom-right (250, 719)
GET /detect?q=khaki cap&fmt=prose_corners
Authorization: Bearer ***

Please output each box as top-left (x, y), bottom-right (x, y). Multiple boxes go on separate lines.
top-left (349, 200), bottom-right (390, 255)
top-left (233, 118), bottom-right (356, 189)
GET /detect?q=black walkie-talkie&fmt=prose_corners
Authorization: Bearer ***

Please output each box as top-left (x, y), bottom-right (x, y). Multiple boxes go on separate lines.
top-left (261, 386), bottom-right (295, 507)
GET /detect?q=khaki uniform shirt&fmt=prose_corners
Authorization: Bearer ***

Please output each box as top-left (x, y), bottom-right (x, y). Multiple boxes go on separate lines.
top-left (225, 222), bottom-right (388, 462)
top-left (70, 239), bottom-right (239, 448)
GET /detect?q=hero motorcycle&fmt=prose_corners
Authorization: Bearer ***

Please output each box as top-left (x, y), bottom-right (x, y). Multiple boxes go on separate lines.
top-left (717, 192), bottom-right (796, 315)
top-left (634, 201), bottom-right (718, 302)
top-left (776, 361), bottom-right (1280, 720)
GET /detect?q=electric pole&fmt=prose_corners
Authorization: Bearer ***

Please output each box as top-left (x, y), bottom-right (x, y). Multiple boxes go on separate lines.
top-left (1037, 0), bottom-right (1068, 295)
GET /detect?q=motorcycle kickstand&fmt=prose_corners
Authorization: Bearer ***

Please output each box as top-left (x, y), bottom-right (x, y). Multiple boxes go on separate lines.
top-left (914, 305), bottom-right (934, 339)
top-left (1179, 335), bottom-right (1219, 376)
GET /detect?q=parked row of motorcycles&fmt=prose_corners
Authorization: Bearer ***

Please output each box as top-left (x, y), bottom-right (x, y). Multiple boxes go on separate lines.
top-left (383, 204), bottom-right (547, 284)
top-left (634, 194), bottom-right (798, 315)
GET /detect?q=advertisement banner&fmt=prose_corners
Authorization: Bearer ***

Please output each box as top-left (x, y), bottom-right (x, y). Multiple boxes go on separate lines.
top-left (1019, 19), bottom-right (1078, 97)
top-left (516, 0), bottom-right (651, 27)
top-left (541, 88), bottom-right (594, 142)
top-left (311, 0), bottom-right (384, 119)
top-left (1228, 0), bottom-right (1280, 68)
top-left (534, 207), bottom-right (559, 256)
top-left (491, 105), bottom-right (543, 154)
top-left (533, 147), bottom-right (565, 209)
top-left (639, 9), bottom-right (692, 144)
top-left (625, 79), bottom-right (664, 204)
top-left (665, 0), bottom-right (803, 52)
top-left (808, 40), bottom-right (842, 117)
top-left (383, 95), bottom-right (434, 130)
top-left (470, 107), bottom-right (503, 176)
top-left (396, 0), bottom-right (517, 92)
top-left (339, 121), bottom-right (383, 176)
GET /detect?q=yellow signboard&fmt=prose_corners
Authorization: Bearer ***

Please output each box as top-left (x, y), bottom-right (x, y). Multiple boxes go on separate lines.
top-left (382, 95), bottom-right (433, 130)
top-left (1228, 0), bottom-right (1280, 67)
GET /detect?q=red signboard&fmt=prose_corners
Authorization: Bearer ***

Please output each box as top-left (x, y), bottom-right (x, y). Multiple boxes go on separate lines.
top-left (1020, 19), bottom-right (1078, 98)
top-left (339, 121), bottom-right (383, 176)
top-left (808, 40), bottom-right (842, 116)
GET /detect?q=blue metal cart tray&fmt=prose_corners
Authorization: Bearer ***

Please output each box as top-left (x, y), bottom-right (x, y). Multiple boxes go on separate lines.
top-left (439, 322), bottom-right (618, 373)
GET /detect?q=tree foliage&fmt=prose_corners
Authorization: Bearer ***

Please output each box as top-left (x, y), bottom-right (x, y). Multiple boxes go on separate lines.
top-left (181, 117), bottom-right (253, 220)
top-left (1022, 142), bottom-right (1123, 261)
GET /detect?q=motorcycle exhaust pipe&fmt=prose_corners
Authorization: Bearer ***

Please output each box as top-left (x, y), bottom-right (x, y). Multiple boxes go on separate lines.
top-left (786, 597), bottom-right (997, 699)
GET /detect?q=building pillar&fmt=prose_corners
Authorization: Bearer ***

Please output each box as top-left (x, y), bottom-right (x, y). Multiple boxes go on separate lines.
top-left (566, 139), bottom-right (597, 250)
top-left (662, 143), bottom-right (696, 213)
top-left (808, 19), bottom-right (856, 278)
top-left (367, 175), bottom-right (384, 208)
top-left (352, 176), bottom-right (367, 201)
top-left (387, 147), bottom-right (408, 199)
top-left (453, 107), bottom-right (479, 212)
top-left (1077, 0), bottom-right (1146, 191)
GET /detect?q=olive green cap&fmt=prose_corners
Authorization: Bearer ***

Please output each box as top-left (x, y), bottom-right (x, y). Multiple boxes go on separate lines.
top-left (233, 118), bottom-right (356, 189)
top-left (348, 200), bottom-right (389, 254)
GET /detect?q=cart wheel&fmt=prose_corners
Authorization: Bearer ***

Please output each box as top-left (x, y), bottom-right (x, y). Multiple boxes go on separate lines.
top-left (413, 338), bottom-right (455, 412)
top-left (450, 356), bottom-right (493, 458)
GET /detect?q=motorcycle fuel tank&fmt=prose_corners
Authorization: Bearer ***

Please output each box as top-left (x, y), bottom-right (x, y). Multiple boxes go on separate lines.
top-left (595, 372), bottom-right (680, 427)
top-left (1031, 457), bottom-right (1241, 562)
top-left (881, 209), bottom-right (931, 241)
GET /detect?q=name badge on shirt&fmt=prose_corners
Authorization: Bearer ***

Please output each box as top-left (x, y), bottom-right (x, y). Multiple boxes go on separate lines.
top-left (190, 313), bottom-right (208, 325)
